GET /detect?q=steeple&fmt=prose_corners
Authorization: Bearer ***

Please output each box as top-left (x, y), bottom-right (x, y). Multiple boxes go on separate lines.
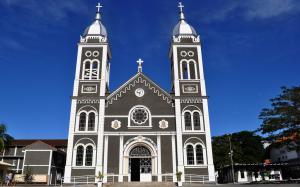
top-left (80, 2), bottom-right (108, 43)
top-left (172, 2), bottom-right (197, 38)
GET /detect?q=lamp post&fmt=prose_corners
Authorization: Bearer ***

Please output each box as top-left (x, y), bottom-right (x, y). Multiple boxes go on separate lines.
top-left (228, 134), bottom-right (235, 183)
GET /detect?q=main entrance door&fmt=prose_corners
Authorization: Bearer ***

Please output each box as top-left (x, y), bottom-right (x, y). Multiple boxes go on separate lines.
top-left (129, 146), bottom-right (152, 182)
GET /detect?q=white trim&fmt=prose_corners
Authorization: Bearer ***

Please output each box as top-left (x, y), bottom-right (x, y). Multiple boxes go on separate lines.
top-left (23, 150), bottom-right (52, 152)
top-left (22, 150), bottom-right (26, 174)
top-left (103, 132), bottom-right (176, 135)
top-left (64, 99), bottom-right (77, 183)
top-left (23, 165), bottom-right (50, 167)
top-left (174, 99), bottom-right (184, 180)
top-left (103, 135), bottom-right (109, 183)
top-left (17, 158), bottom-right (20, 173)
top-left (118, 136), bottom-right (124, 182)
top-left (105, 115), bottom-right (175, 118)
top-left (171, 135), bottom-right (177, 182)
top-left (14, 147), bottom-right (17, 156)
top-left (48, 150), bottom-right (53, 185)
top-left (157, 135), bottom-right (162, 182)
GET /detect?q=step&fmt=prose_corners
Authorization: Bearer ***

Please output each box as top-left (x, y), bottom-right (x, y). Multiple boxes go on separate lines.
top-left (104, 182), bottom-right (176, 187)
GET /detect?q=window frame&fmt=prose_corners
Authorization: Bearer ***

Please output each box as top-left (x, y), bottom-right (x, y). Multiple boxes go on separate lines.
top-left (128, 105), bottom-right (152, 128)
top-left (179, 59), bottom-right (198, 80)
top-left (184, 141), bottom-right (207, 167)
top-left (182, 109), bottom-right (204, 132)
top-left (82, 59), bottom-right (100, 80)
top-left (76, 110), bottom-right (98, 132)
top-left (73, 143), bottom-right (96, 167)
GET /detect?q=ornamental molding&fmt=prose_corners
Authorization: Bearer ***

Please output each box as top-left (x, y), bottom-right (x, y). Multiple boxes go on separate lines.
top-left (111, 120), bottom-right (121, 130)
top-left (159, 119), bottom-right (169, 129)
top-left (106, 75), bottom-right (174, 107)
top-left (180, 98), bottom-right (202, 104)
top-left (173, 35), bottom-right (200, 43)
top-left (77, 99), bottom-right (100, 104)
top-left (123, 136), bottom-right (157, 153)
top-left (80, 35), bottom-right (107, 43)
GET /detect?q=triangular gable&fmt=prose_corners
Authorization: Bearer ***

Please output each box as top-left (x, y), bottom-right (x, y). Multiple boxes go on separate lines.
top-left (22, 140), bottom-right (57, 151)
top-left (106, 72), bottom-right (174, 107)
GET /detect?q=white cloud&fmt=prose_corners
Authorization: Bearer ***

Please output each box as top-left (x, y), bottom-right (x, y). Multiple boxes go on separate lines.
top-left (244, 0), bottom-right (300, 19)
top-left (2, 0), bottom-right (89, 21)
top-left (202, 0), bottom-right (300, 22)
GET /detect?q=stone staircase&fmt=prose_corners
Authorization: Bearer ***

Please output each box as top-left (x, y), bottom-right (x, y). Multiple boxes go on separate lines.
top-left (104, 182), bottom-right (176, 187)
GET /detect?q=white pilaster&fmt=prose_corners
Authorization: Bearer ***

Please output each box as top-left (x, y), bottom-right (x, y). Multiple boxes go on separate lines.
top-left (157, 135), bottom-right (162, 182)
top-left (64, 99), bottom-right (77, 183)
top-left (118, 136), bottom-right (124, 182)
top-left (203, 99), bottom-right (215, 182)
top-left (175, 99), bottom-right (185, 181)
top-left (171, 135), bottom-right (177, 182)
top-left (103, 135), bottom-right (109, 183)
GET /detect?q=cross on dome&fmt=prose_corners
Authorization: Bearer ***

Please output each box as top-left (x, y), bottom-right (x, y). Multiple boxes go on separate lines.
top-left (137, 58), bottom-right (144, 72)
top-left (96, 2), bottom-right (102, 12)
top-left (178, 2), bottom-right (185, 20)
top-left (178, 2), bottom-right (184, 12)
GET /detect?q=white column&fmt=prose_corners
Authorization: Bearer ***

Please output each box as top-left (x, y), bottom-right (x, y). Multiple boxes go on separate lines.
top-left (118, 136), bottom-right (124, 182)
top-left (175, 99), bottom-right (185, 181)
top-left (203, 99), bottom-right (215, 182)
top-left (157, 135), bottom-right (162, 182)
top-left (95, 99), bottom-right (106, 177)
top-left (103, 135), bottom-right (109, 183)
top-left (171, 135), bottom-right (177, 182)
top-left (64, 99), bottom-right (77, 183)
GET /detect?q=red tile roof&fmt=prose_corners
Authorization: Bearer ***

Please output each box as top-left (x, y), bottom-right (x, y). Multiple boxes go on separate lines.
top-left (11, 139), bottom-right (67, 147)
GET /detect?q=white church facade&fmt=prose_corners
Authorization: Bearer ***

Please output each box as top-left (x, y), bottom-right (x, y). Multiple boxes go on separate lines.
top-left (64, 2), bottom-right (215, 183)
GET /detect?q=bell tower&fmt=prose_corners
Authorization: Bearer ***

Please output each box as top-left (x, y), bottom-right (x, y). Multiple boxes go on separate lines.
top-left (169, 2), bottom-right (215, 182)
top-left (64, 3), bottom-right (111, 182)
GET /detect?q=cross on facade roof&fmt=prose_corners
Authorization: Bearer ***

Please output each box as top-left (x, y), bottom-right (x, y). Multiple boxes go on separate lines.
top-left (96, 2), bottom-right (102, 12)
top-left (137, 58), bottom-right (144, 72)
top-left (178, 2), bottom-right (184, 12)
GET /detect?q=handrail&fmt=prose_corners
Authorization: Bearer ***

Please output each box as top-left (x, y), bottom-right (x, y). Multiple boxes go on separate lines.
top-left (184, 174), bottom-right (209, 184)
top-left (60, 175), bottom-right (96, 186)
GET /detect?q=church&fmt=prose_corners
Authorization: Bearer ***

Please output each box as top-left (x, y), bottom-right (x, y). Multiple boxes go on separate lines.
top-left (64, 2), bottom-right (215, 184)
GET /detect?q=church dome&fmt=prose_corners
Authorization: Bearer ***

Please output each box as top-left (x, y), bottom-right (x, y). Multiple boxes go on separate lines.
top-left (83, 19), bottom-right (107, 37)
top-left (172, 2), bottom-right (198, 37)
top-left (173, 20), bottom-right (197, 37)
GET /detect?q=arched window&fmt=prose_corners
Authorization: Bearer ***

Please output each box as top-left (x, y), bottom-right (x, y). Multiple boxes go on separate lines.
top-left (85, 145), bottom-right (93, 166)
top-left (88, 113), bottom-right (95, 131)
top-left (91, 61), bottom-right (98, 79)
top-left (182, 61), bottom-right (188, 79)
top-left (76, 145), bottom-right (84, 166)
top-left (79, 113), bottom-right (86, 131)
top-left (193, 112), bottom-right (201, 130)
top-left (186, 145), bottom-right (194, 165)
top-left (189, 62), bottom-right (196, 79)
top-left (196, 144), bottom-right (204, 164)
top-left (83, 61), bottom-right (91, 79)
top-left (184, 112), bottom-right (192, 131)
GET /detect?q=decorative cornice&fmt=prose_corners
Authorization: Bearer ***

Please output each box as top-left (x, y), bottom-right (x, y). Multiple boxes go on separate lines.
top-left (106, 75), bottom-right (174, 107)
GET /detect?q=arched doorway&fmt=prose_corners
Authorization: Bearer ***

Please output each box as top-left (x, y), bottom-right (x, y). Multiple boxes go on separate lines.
top-left (129, 146), bottom-right (152, 181)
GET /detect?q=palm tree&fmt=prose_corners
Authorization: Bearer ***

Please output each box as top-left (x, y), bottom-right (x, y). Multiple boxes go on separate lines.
top-left (0, 124), bottom-right (14, 152)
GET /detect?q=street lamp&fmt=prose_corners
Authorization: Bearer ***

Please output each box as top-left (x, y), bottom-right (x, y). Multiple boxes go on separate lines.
top-left (227, 134), bottom-right (235, 183)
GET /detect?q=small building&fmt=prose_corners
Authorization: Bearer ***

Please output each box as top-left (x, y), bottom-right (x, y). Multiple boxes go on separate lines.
top-left (217, 163), bottom-right (285, 183)
top-left (0, 139), bottom-right (67, 184)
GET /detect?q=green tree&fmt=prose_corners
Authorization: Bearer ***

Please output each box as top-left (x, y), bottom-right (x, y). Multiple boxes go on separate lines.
top-left (212, 131), bottom-right (265, 170)
top-left (0, 123), bottom-right (14, 152)
top-left (259, 86), bottom-right (300, 146)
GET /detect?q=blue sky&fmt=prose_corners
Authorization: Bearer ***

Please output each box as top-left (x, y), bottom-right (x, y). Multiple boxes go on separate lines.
top-left (0, 0), bottom-right (299, 139)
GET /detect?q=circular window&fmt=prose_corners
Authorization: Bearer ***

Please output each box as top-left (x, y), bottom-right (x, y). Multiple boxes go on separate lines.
top-left (180, 51), bottom-right (187, 57)
top-left (131, 107), bottom-right (149, 125)
top-left (188, 51), bottom-right (194, 57)
top-left (85, 51), bottom-right (92, 57)
top-left (93, 51), bottom-right (99, 57)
